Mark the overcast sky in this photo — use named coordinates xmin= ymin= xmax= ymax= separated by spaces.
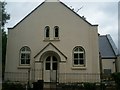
xmin=5 ymin=0 xmax=119 ymax=48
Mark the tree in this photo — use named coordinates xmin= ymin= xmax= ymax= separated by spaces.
xmin=111 ymin=73 xmax=120 ymax=90
xmin=1 ymin=2 xmax=10 ymax=27
xmin=0 ymin=1 xmax=10 ymax=80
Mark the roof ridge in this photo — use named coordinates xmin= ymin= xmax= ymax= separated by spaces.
xmin=106 ymin=34 xmax=118 ymax=56
xmin=8 ymin=0 xmax=98 ymax=29
xmin=8 ymin=1 xmax=45 ymax=29
xmin=59 ymin=1 xmax=98 ymax=26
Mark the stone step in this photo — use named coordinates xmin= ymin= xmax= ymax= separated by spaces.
xmin=44 ymin=83 xmax=57 ymax=88
xmin=44 ymin=88 xmax=56 ymax=90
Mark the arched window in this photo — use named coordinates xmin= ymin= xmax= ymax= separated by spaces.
xmin=73 ymin=46 xmax=85 ymax=66
xmin=20 ymin=46 xmax=31 ymax=65
xmin=54 ymin=26 xmax=59 ymax=38
xmin=45 ymin=26 xmax=50 ymax=38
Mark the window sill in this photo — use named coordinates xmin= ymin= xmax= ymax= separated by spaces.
xmin=43 ymin=39 xmax=60 ymax=41
xmin=44 ymin=38 xmax=50 ymax=40
xmin=54 ymin=37 xmax=59 ymax=40
xmin=18 ymin=66 xmax=31 ymax=69
xmin=71 ymin=67 xmax=86 ymax=70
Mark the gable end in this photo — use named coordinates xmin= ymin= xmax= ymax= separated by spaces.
xmin=8 ymin=0 xmax=98 ymax=30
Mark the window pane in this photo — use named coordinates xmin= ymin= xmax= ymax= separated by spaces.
xmin=74 ymin=54 xmax=78 ymax=58
xmin=79 ymin=53 xmax=83 ymax=58
xmin=54 ymin=26 xmax=59 ymax=37
xmin=104 ymin=69 xmax=111 ymax=75
xmin=21 ymin=53 xmax=25 ymax=58
xmin=73 ymin=47 xmax=85 ymax=66
xmin=20 ymin=47 xmax=31 ymax=65
xmin=74 ymin=60 xmax=78 ymax=65
xmin=53 ymin=63 xmax=57 ymax=70
xmin=53 ymin=56 xmax=57 ymax=61
xmin=21 ymin=47 xmax=25 ymax=51
xmin=45 ymin=26 xmax=50 ymax=38
xmin=79 ymin=59 xmax=84 ymax=64
xmin=55 ymin=29 xmax=58 ymax=37
xmin=26 ymin=54 xmax=30 ymax=59
xmin=21 ymin=59 xmax=25 ymax=64
xmin=46 ymin=63 xmax=50 ymax=70
xmin=46 ymin=56 xmax=50 ymax=61
xmin=26 ymin=47 xmax=30 ymax=51
xmin=26 ymin=59 xmax=30 ymax=64
xmin=46 ymin=29 xmax=49 ymax=37
xmin=79 ymin=48 xmax=83 ymax=51
xmin=74 ymin=48 xmax=79 ymax=52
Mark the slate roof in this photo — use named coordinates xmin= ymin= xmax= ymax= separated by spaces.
xmin=99 ymin=34 xmax=118 ymax=59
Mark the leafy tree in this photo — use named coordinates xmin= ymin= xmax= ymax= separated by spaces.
xmin=0 ymin=1 xmax=10 ymax=80
xmin=111 ymin=72 xmax=120 ymax=90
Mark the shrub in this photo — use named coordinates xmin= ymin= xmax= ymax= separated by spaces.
xmin=111 ymin=72 xmax=120 ymax=85
xmin=111 ymin=72 xmax=120 ymax=89
xmin=2 ymin=81 xmax=26 ymax=90
xmin=84 ymin=83 xmax=96 ymax=90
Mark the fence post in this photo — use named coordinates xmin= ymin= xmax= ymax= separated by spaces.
xmin=27 ymin=68 xmax=30 ymax=90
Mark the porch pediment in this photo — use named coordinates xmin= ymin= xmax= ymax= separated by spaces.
xmin=34 ymin=43 xmax=67 ymax=62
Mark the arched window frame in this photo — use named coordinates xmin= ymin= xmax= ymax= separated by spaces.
xmin=45 ymin=26 xmax=50 ymax=39
xmin=73 ymin=46 xmax=85 ymax=67
xmin=20 ymin=46 xmax=31 ymax=65
xmin=54 ymin=26 xmax=59 ymax=39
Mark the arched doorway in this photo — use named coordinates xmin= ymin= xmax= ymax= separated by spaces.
xmin=44 ymin=56 xmax=58 ymax=82
xmin=41 ymin=51 xmax=60 ymax=83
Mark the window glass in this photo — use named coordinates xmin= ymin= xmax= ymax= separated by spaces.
xmin=73 ymin=47 xmax=85 ymax=66
xmin=74 ymin=47 xmax=79 ymax=52
xmin=79 ymin=53 xmax=83 ymax=58
xmin=46 ymin=29 xmax=49 ymax=37
xmin=74 ymin=54 xmax=78 ymax=58
xmin=26 ymin=59 xmax=30 ymax=64
xmin=21 ymin=59 xmax=25 ymax=64
xmin=21 ymin=53 xmax=25 ymax=58
xmin=54 ymin=26 xmax=59 ymax=38
xmin=46 ymin=56 xmax=50 ymax=61
xmin=53 ymin=56 xmax=57 ymax=61
xmin=21 ymin=47 xmax=25 ymax=51
xmin=104 ymin=69 xmax=111 ymax=75
xmin=74 ymin=60 xmax=78 ymax=65
xmin=20 ymin=46 xmax=31 ymax=65
xmin=45 ymin=26 xmax=50 ymax=38
xmin=53 ymin=63 xmax=57 ymax=70
xmin=46 ymin=63 xmax=50 ymax=70
xmin=79 ymin=59 xmax=84 ymax=64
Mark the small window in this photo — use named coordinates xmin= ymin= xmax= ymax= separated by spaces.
xmin=46 ymin=63 xmax=50 ymax=70
xmin=54 ymin=26 xmax=59 ymax=39
xmin=104 ymin=69 xmax=111 ymax=75
xmin=52 ymin=56 xmax=57 ymax=70
xmin=73 ymin=46 xmax=85 ymax=66
xmin=45 ymin=26 xmax=50 ymax=38
xmin=20 ymin=46 xmax=31 ymax=65
xmin=45 ymin=56 xmax=51 ymax=70
xmin=53 ymin=63 xmax=57 ymax=70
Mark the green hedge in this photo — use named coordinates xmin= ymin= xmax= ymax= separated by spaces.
xmin=58 ymin=82 xmax=106 ymax=90
xmin=111 ymin=72 xmax=120 ymax=90
xmin=2 ymin=82 xmax=26 ymax=90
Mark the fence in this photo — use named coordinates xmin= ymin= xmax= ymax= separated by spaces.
xmin=4 ymin=72 xmax=28 ymax=83
xmin=3 ymin=71 xmax=117 ymax=90
xmin=4 ymin=70 xmax=101 ymax=84
xmin=59 ymin=73 xmax=100 ymax=83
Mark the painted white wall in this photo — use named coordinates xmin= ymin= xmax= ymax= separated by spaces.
xmin=5 ymin=1 xmax=100 ymax=82
xmin=102 ymin=59 xmax=116 ymax=73
xmin=117 ymin=56 xmax=120 ymax=72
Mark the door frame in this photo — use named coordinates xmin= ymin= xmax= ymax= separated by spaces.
xmin=43 ymin=54 xmax=59 ymax=83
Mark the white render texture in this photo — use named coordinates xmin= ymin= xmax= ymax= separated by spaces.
xmin=5 ymin=1 xmax=100 ymax=83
